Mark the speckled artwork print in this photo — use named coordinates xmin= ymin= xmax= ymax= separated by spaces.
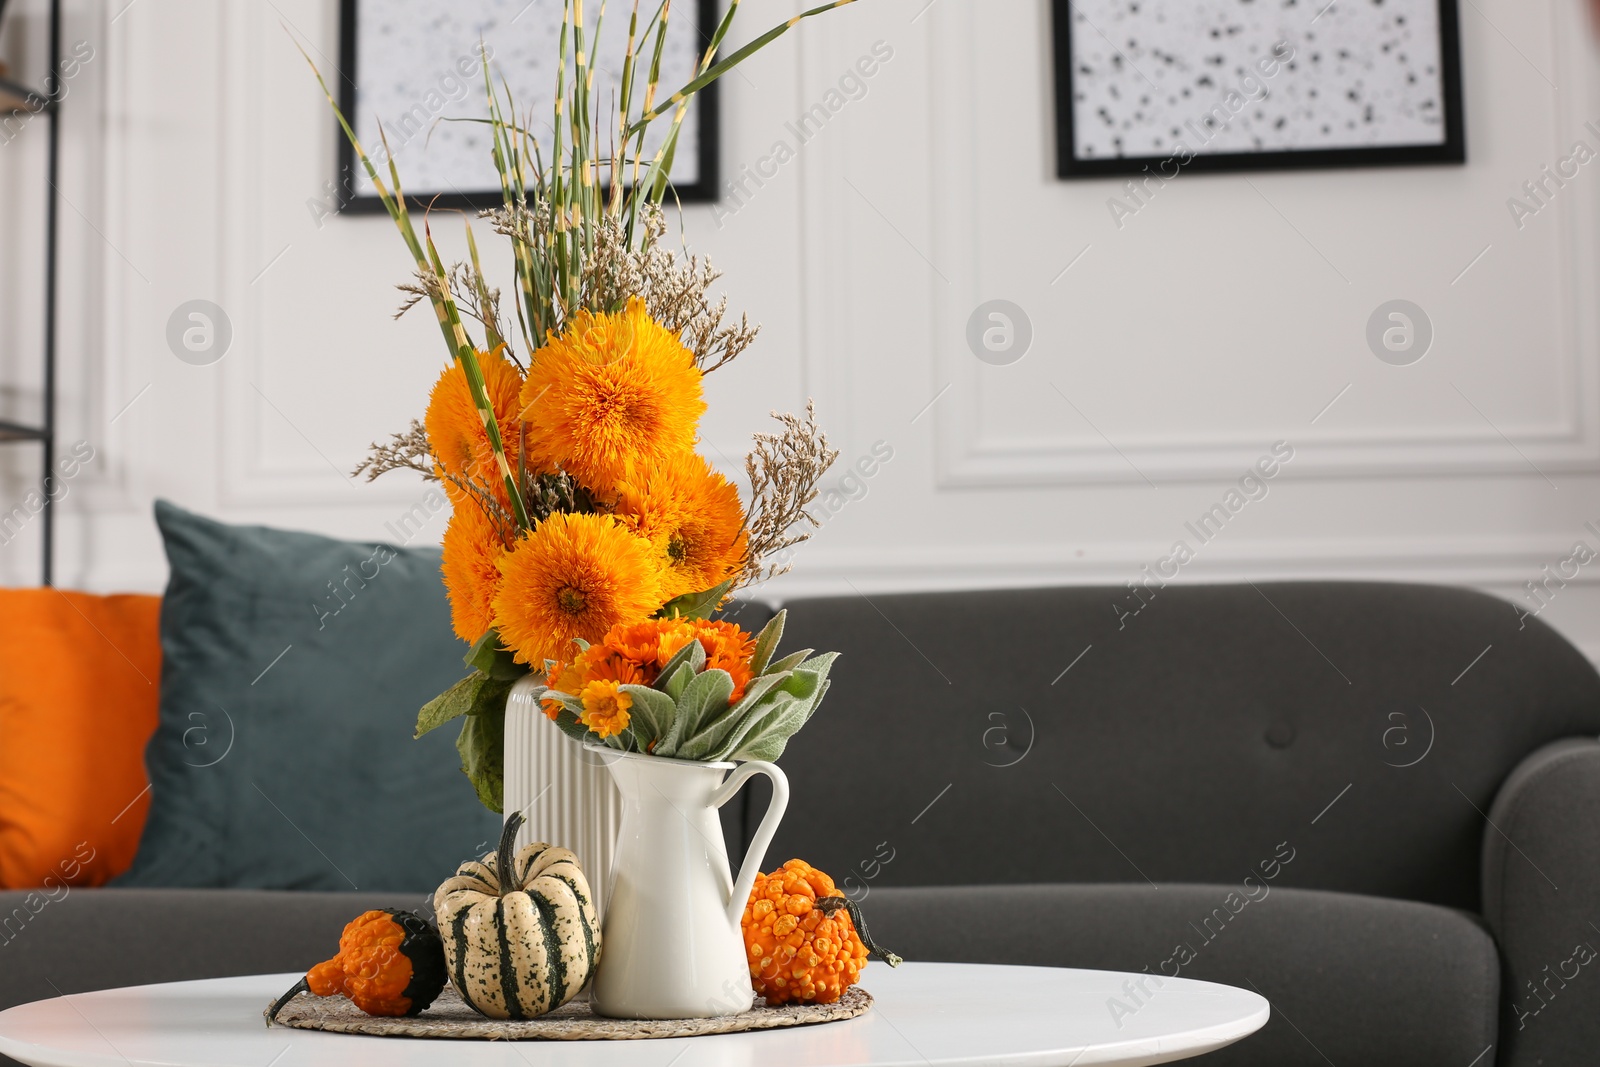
xmin=349 ymin=0 xmax=704 ymax=197
xmin=1068 ymin=0 xmax=1448 ymax=159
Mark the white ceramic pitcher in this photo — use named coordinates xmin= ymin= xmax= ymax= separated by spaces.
xmin=587 ymin=746 xmax=789 ymax=1019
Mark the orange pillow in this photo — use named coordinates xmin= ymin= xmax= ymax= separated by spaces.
xmin=0 ymin=589 xmax=162 ymax=888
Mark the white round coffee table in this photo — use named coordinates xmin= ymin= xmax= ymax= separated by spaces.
xmin=0 ymin=962 xmax=1267 ymax=1067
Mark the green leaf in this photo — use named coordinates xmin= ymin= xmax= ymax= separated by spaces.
xmin=712 ymin=692 xmax=797 ymax=762
xmin=762 ymin=648 xmax=814 ymax=677
xmin=416 ymin=671 xmax=512 ymax=739
xmin=456 ymin=710 xmax=505 ymax=813
xmin=656 ymin=634 xmax=707 ymax=687
xmin=749 ymin=609 xmax=786 ymax=676
xmin=731 ymin=699 xmax=812 ymax=762
xmin=544 ymin=690 xmax=585 ymax=717
xmin=767 ymin=653 xmax=838 ymax=704
xmin=621 ymin=684 xmax=678 ymax=751
xmin=627 ymin=0 xmax=864 ymax=135
xmin=464 ymin=629 xmax=527 ymax=682
xmin=793 ymin=677 xmax=831 ymax=732
xmin=663 ymin=660 xmax=696 ymax=702
xmin=661 ymin=668 xmax=734 ymax=756
xmin=775 ymin=665 xmax=826 ymax=704
xmin=657 ymin=578 xmax=735 ymax=621
xmin=678 ymin=671 xmax=791 ymax=760
xmin=726 ymin=670 xmax=796 ymax=724
xmin=551 ymin=706 xmax=592 ymax=744
xmin=731 ymin=677 xmax=831 ymax=763
xmin=679 ymin=668 xmax=737 ymax=738
xmin=795 ymin=651 xmax=840 ymax=683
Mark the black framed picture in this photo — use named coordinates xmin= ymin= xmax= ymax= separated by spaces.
xmin=337 ymin=0 xmax=719 ymax=213
xmin=1050 ymin=0 xmax=1465 ymax=178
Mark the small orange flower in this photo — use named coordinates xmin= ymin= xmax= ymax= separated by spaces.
xmin=492 ymin=513 xmax=663 ymax=665
xmin=606 ymin=619 xmax=681 ymax=666
xmin=541 ymin=617 xmax=759 ymax=717
xmin=543 ymin=648 xmax=647 ymax=718
xmin=695 ymin=619 xmax=758 ymax=703
xmin=579 ymin=679 xmax=632 ymax=738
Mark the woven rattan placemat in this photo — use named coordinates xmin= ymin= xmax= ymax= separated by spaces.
xmin=267 ymin=985 xmax=872 ymax=1040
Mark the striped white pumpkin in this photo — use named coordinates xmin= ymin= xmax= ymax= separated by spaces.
xmin=433 ymin=812 xmax=601 ymax=1019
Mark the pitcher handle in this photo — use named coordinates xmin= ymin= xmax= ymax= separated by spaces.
xmin=711 ymin=760 xmax=790 ymax=931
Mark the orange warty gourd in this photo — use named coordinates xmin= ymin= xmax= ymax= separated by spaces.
xmin=740 ymin=859 xmax=902 ymax=1006
xmin=266 ymin=909 xmax=447 ymax=1022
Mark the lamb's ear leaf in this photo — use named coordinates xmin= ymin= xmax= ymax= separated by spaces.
xmin=656 ymin=662 xmax=687 ymax=702
xmin=796 ymin=650 xmax=839 ymax=676
xmin=656 ymin=636 xmax=707 ymax=688
xmin=662 ymin=669 xmax=736 ymax=755
xmin=679 ymin=671 xmax=787 ymax=760
xmin=658 ymin=578 xmax=736 ymax=621
xmin=710 ymin=691 xmax=797 ymax=762
xmin=551 ymin=706 xmax=592 ymax=744
xmin=621 ymin=685 xmax=678 ymax=751
xmin=732 ymin=677 xmax=832 ymax=762
xmin=784 ymin=652 xmax=839 ymax=696
xmin=730 ymin=703 xmax=809 ymax=763
xmin=773 ymin=664 xmax=826 ymax=704
xmin=763 ymin=648 xmax=813 ymax=676
xmin=748 ymin=609 xmax=787 ymax=676
xmin=720 ymin=695 xmax=801 ymax=763
xmin=543 ymin=690 xmax=585 ymax=714
xmin=456 ymin=711 xmax=505 ymax=813
xmin=737 ymin=670 xmax=793 ymax=709
xmin=802 ymin=678 xmax=830 ymax=725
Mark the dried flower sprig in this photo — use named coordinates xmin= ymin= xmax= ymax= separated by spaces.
xmin=738 ymin=401 xmax=839 ymax=587
xmin=581 ymin=205 xmax=760 ymax=372
xmin=352 ymin=420 xmax=437 ymax=483
xmin=445 ymin=473 xmax=520 ymax=550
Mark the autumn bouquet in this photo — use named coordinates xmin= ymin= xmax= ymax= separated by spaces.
xmin=304 ymin=1 xmax=854 ymax=811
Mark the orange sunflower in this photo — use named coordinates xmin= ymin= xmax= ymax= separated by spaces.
xmin=493 ymin=512 xmax=663 ymax=665
xmin=519 ymin=298 xmax=705 ymax=495
xmin=425 ymin=346 xmax=526 ymax=490
xmin=614 ymin=452 xmax=748 ymax=603
xmin=440 ymin=501 xmax=513 ymax=643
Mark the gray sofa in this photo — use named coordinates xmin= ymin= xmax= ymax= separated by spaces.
xmin=4 ymin=582 xmax=1597 ymax=1066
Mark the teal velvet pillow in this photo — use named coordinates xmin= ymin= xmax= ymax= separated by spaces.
xmin=117 ymin=501 xmax=498 ymax=892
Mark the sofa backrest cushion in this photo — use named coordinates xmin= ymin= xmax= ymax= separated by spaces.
xmin=763 ymin=582 xmax=1600 ymax=911
xmin=115 ymin=501 xmax=498 ymax=892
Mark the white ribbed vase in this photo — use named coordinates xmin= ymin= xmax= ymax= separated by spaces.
xmin=502 ymin=674 xmax=622 ymax=917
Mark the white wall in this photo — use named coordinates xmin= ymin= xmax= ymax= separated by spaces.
xmin=5 ymin=0 xmax=1600 ymax=660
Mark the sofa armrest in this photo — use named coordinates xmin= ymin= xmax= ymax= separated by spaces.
xmin=1482 ymin=738 xmax=1600 ymax=1067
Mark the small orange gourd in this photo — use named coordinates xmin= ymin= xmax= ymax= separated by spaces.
xmin=740 ymin=859 xmax=901 ymax=1006
xmin=266 ymin=909 xmax=447 ymax=1023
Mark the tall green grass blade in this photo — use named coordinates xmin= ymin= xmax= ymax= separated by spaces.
xmin=628 ymin=0 xmax=861 ymax=136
